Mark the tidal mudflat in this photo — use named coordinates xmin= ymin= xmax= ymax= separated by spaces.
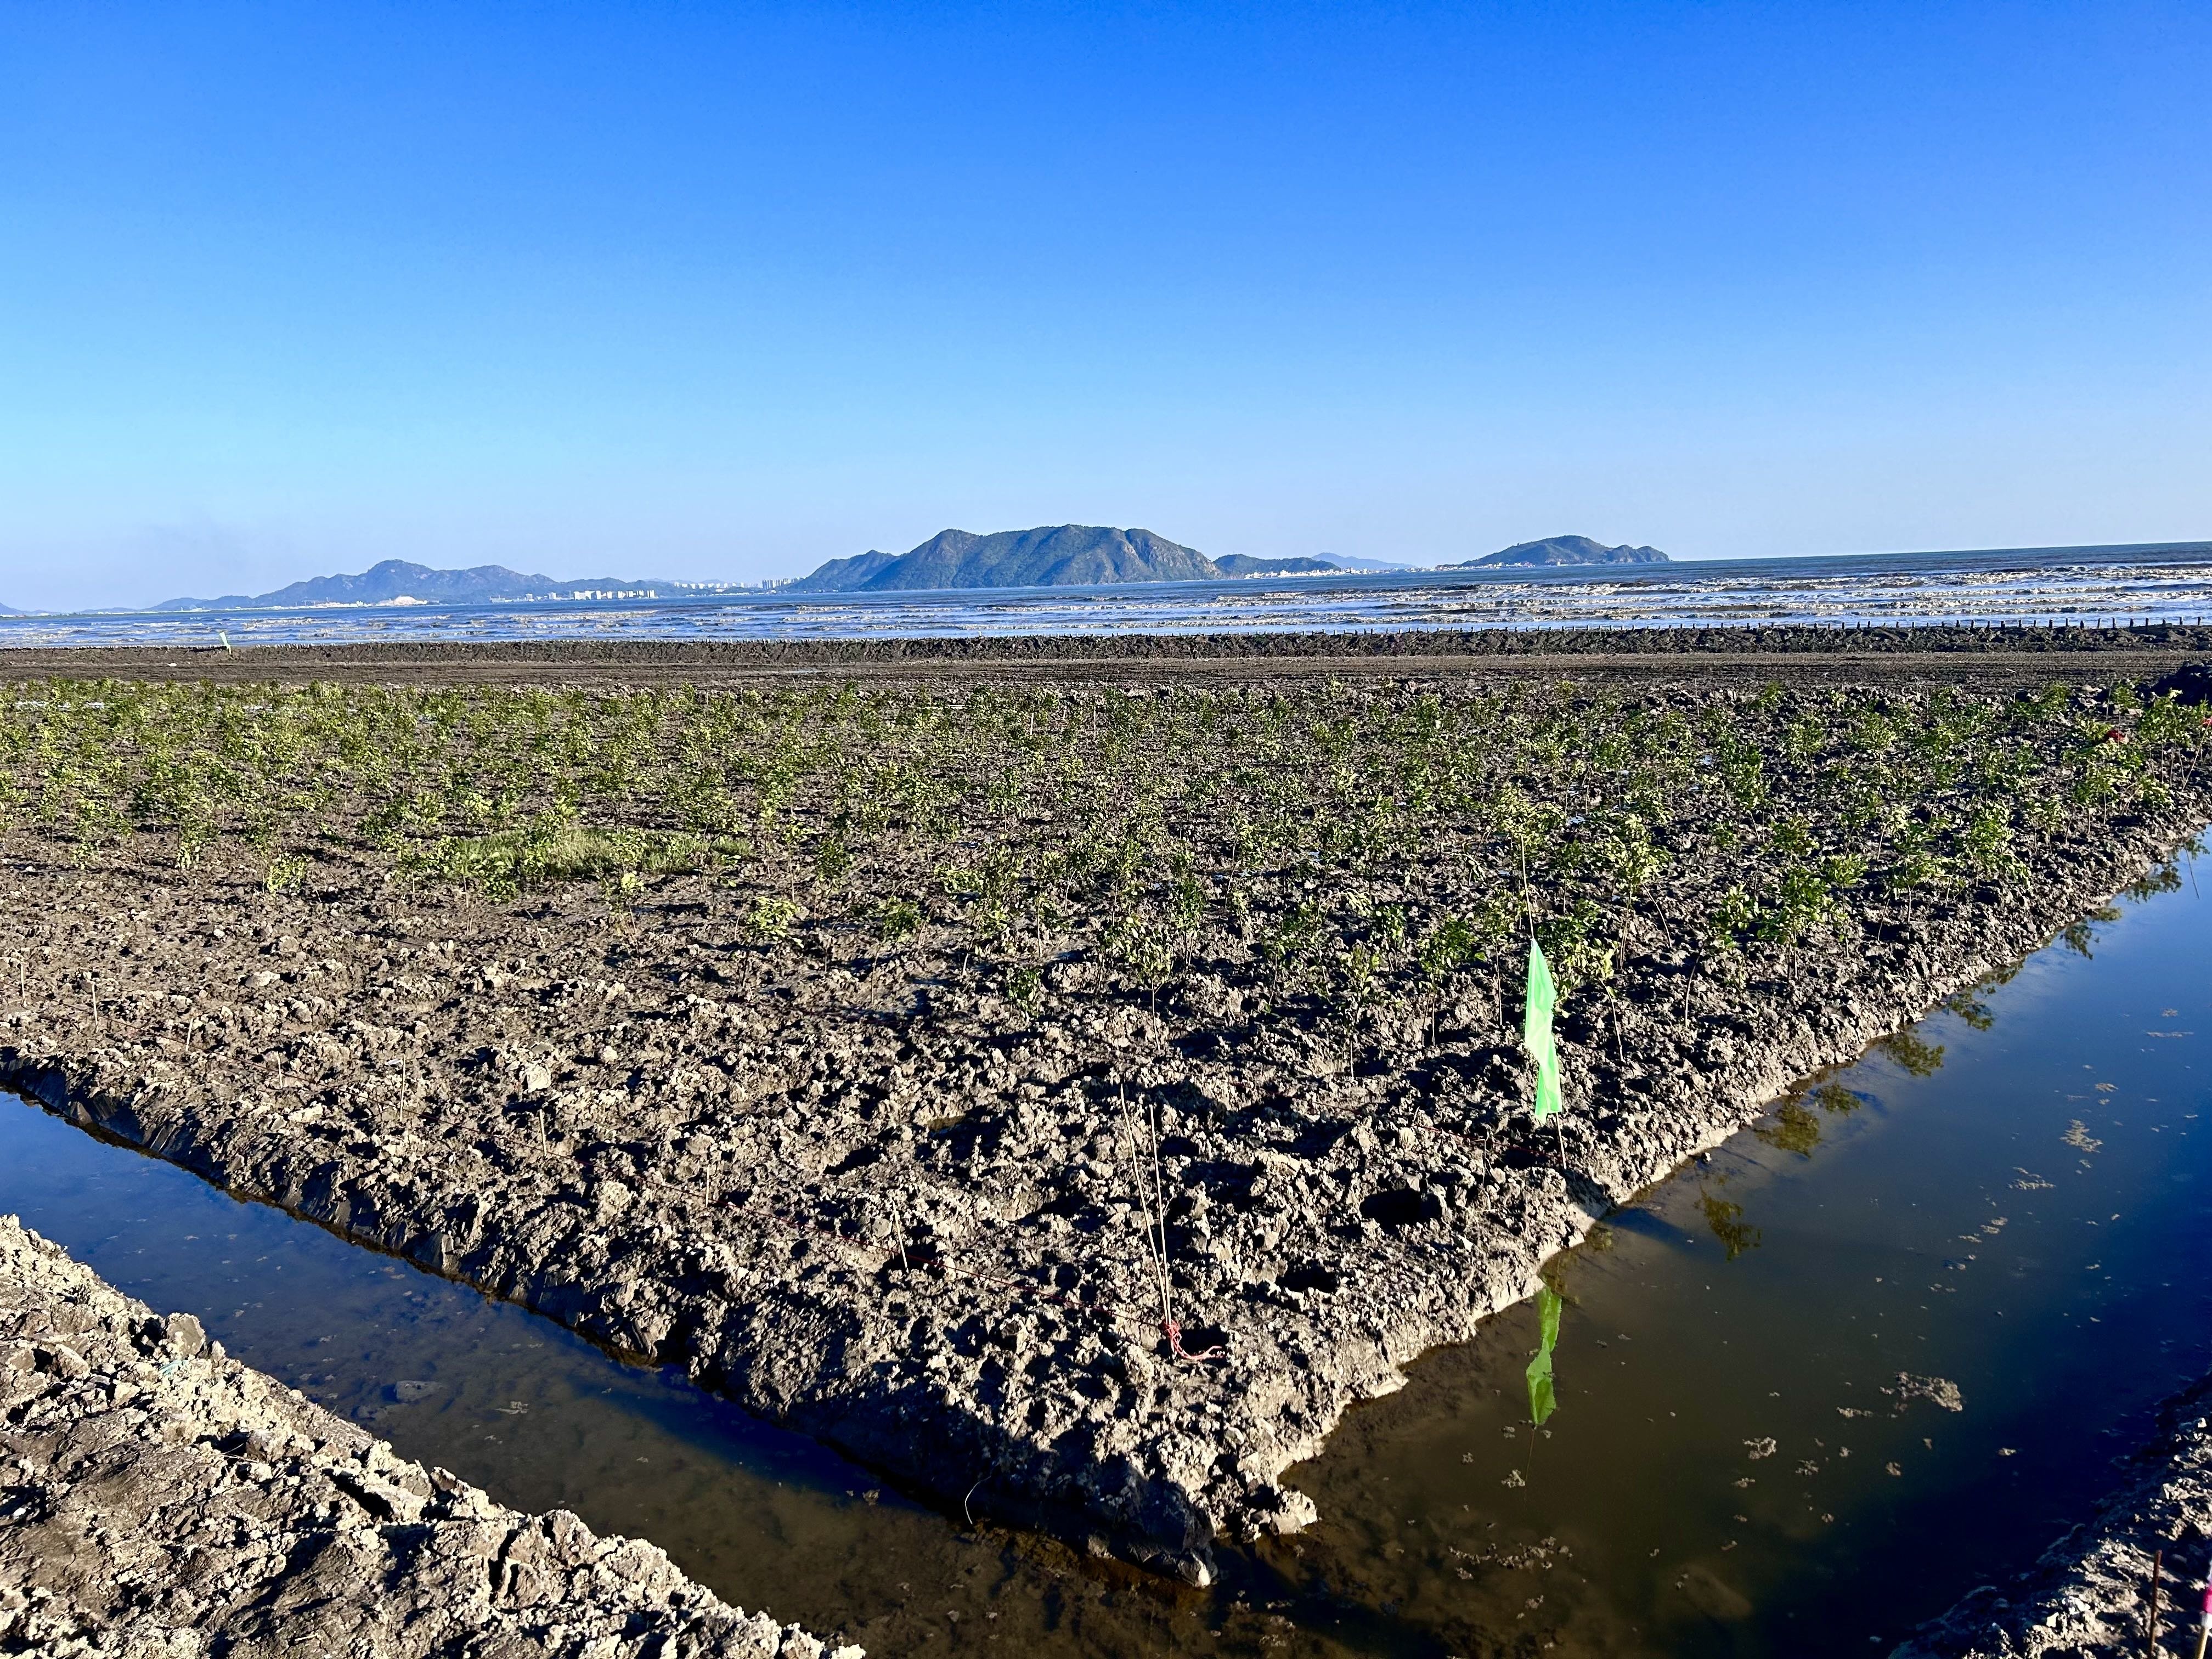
xmin=6 ymin=850 xmax=2208 ymax=1656
xmin=1 ymin=636 xmax=2208 ymax=1607
xmin=5 ymin=543 xmax=2209 ymax=653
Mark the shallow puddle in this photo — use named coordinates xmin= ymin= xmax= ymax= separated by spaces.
xmin=4 ymin=854 xmax=2208 ymax=1656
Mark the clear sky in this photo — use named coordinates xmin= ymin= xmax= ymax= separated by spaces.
xmin=3 ymin=1 xmax=2207 ymax=610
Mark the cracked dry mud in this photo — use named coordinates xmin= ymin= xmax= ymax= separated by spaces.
xmin=0 ymin=1214 xmax=854 ymax=1657
xmin=3 ymin=661 xmax=2210 ymax=1590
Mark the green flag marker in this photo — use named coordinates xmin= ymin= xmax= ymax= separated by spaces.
xmin=1523 ymin=938 xmax=1562 ymax=1122
xmin=1525 ymin=1284 xmax=1563 ymax=1426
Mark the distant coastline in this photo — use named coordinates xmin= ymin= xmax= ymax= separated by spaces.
xmin=10 ymin=537 xmax=2207 ymax=621
xmin=151 ymin=558 xmax=786 ymax=614
xmin=3 ymin=541 xmax=2207 ymax=653
xmin=1453 ymin=535 xmax=1669 ymax=569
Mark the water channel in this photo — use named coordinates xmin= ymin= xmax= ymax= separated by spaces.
xmin=5 ymin=854 xmax=2208 ymax=1656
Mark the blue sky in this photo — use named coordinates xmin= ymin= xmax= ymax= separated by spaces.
xmin=2 ymin=1 xmax=2207 ymax=609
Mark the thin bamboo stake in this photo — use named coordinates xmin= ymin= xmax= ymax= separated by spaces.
xmin=1114 ymin=1084 xmax=1165 ymax=1327
xmin=1144 ymin=1093 xmax=1174 ymax=1331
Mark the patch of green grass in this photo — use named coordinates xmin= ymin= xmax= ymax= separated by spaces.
xmin=410 ymin=823 xmax=740 ymax=894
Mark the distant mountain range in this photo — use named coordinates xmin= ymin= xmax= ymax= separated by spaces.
xmin=789 ymin=524 xmax=1391 ymax=592
xmin=1456 ymin=535 xmax=1669 ymax=568
xmin=153 ymin=559 xmax=714 ymax=611
xmin=126 ymin=532 xmax=1661 ymax=616
xmin=134 ymin=538 xmax=1384 ymax=614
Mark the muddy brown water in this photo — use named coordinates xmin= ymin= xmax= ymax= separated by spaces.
xmin=5 ymin=857 xmax=2209 ymax=1656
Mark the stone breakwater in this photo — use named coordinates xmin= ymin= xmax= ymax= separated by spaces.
xmin=4 ymin=621 xmax=2212 ymax=684
xmin=5 ymin=792 xmax=2209 ymax=1589
xmin=1899 ymin=1372 xmax=2212 ymax=1658
xmin=0 ymin=1215 xmax=857 ymax=1658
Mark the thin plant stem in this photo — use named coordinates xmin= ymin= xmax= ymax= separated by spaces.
xmin=1146 ymin=1093 xmax=1174 ymax=1329
xmin=1116 ymin=1081 xmax=1176 ymax=1336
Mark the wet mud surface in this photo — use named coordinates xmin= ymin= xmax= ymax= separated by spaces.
xmin=3 ymin=653 xmax=2210 ymax=1590
xmin=8 ymin=856 xmax=2209 ymax=1659
xmin=0 ymin=1214 xmax=853 ymax=1657
xmin=5 ymin=622 xmax=2212 ymax=693
xmin=0 ymin=1090 xmax=1304 ymax=1659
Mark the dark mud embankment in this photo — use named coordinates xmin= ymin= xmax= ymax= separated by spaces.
xmin=5 ymin=656 xmax=2209 ymax=1589
xmin=0 ymin=1214 xmax=855 ymax=1657
xmin=5 ymin=620 xmax=2212 ymax=690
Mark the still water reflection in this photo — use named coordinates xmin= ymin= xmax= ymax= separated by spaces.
xmin=4 ymin=855 xmax=2208 ymax=1656
xmin=1276 ymin=855 xmax=2211 ymax=1655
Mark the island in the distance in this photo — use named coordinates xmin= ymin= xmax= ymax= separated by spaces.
xmin=152 ymin=559 xmax=733 ymax=611
xmin=796 ymin=524 xmax=1323 ymax=592
xmin=792 ymin=526 xmax=1666 ymax=590
xmin=134 ymin=530 xmax=1660 ymax=616
xmin=792 ymin=526 xmax=1414 ymax=592
xmin=1214 ymin=554 xmax=1342 ymax=577
xmin=1455 ymin=535 xmax=1670 ymax=568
